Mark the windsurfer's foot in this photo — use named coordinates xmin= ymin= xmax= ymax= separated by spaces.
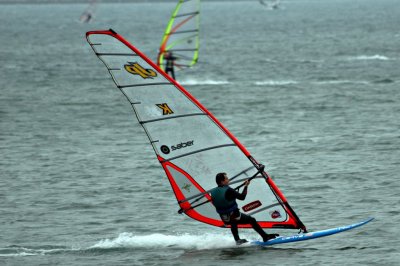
xmin=263 ymin=233 xmax=279 ymax=242
xmin=235 ymin=239 xmax=248 ymax=245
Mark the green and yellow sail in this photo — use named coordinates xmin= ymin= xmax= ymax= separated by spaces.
xmin=157 ymin=0 xmax=200 ymax=71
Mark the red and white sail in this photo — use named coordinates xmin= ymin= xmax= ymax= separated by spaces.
xmin=86 ymin=29 xmax=306 ymax=231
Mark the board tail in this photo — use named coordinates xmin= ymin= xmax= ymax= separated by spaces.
xmin=252 ymin=217 xmax=373 ymax=246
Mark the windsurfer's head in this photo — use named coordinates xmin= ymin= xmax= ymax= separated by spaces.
xmin=216 ymin=172 xmax=229 ymax=186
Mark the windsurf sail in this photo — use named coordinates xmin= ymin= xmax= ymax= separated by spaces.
xmin=86 ymin=29 xmax=306 ymax=231
xmin=157 ymin=0 xmax=200 ymax=72
xmin=259 ymin=0 xmax=280 ymax=10
xmin=80 ymin=0 xmax=97 ymax=23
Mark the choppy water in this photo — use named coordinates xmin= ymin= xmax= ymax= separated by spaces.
xmin=1 ymin=0 xmax=399 ymax=265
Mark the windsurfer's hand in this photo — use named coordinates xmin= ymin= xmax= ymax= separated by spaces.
xmin=244 ymin=180 xmax=250 ymax=187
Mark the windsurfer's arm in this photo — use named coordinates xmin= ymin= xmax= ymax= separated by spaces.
xmin=226 ymin=186 xmax=248 ymax=201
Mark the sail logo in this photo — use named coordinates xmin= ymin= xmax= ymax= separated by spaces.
xmin=181 ymin=183 xmax=192 ymax=193
xmin=242 ymin=200 xmax=262 ymax=212
xmin=160 ymin=145 xmax=171 ymax=154
xmin=160 ymin=140 xmax=194 ymax=155
xmin=156 ymin=103 xmax=174 ymax=115
xmin=270 ymin=210 xmax=282 ymax=219
xmin=124 ymin=62 xmax=157 ymax=79
xmin=171 ymin=140 xmax=194 ymax=151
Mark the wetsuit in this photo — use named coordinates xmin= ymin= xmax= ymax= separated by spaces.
xmin=210 ymin=185 xmax=270 ymax=242
xmin=165 ymin=54 xmax=177 ymax=80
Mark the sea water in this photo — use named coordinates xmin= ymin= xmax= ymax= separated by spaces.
xmin=1 ymin=0 xmax=399 ymax=265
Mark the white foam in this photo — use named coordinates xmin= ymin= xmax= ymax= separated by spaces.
xmin=179 ymin=79 xmax=230 ymax=86
xmin=0 ymin=247 xmax=69 ymax=257
xmin=91 ymin=232 xmax=239 ymax=250
xmin=347 ymin=55 xmax=390 ymax=61
xmin=313 ymin=80 xmax=369 ymax=85
xmin=0 ymin=251 xmax=37 ymax=257
xmin=254 ymin=80 xmax=298 ymax=86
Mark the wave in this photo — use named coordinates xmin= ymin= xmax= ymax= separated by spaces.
xmin=254 ymin=80 xmax=298 ymax=86
xmin=346 ymin=55 xmax=390 ymax=61
xmin=253 ymin=78 xmax=394 ymax=86
xmin=1 ymin=232 xmax=262 ymax=258
xmin=313 ymin=80 xmax=369 ymax=85
xmin=90 ymin=232 xmax=238 ymax=250
xmin=179 ymin=79 xmax=230 ymax=86
xmin=0 ymin=233 xmax=245 ymax=257
xmin=0 ymin=246 xmax=72 ymax=257
xmin=372 ymin=78 xmax=395 ymax=84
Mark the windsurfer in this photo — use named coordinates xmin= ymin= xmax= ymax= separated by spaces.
xmin=210 ymin=171 xmax=279 ymax=245
xmin=164 ymin=51 xmax=177 ymax=80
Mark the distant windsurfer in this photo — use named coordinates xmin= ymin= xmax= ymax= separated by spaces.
xmin=164 ymin=51 xmax=177 ymax=80
xmin=84 ymin=13 xmax=92 ymax=23
xmin=210 ymin=170 xmax=279 ymax=245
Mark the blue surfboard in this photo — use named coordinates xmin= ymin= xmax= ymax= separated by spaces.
xmin=251 ymin=217 xmax=374 ymax=246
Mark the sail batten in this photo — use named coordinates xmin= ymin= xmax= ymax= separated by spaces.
xmin=97 ymin=53 xmax=138 ymax=56
xmin=86 ymin=29 xmax=307 ymax=231
xmin=160 ymin=144 xmax=238 ymax=163
xmin=180 ymin=176 xmax=264 ymax=205
xmin=141 ymin=113 xmax=207 ymax=124
xmin=174 ymin=11 xmax=199 ymax=18
xmin=118 ymin=82 xmax=171 ymax=89
xmin=168 ymin=29 xmax=199 ymax=34
xmin=169 ymin=48 xmax=198 ymax=51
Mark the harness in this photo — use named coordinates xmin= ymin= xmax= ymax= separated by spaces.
xmin=210 ymin=186 xmax=238 ymax=215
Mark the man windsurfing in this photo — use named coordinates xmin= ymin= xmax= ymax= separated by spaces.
xmin=164 ymin=51 xmax=177 ymax=80
xmin=210 ymin=169 xmax=279 ymax=245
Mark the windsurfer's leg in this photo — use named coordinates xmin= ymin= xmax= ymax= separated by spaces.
xmin=220 ymin=213 xmax=240 ymax=241
xmin=229 ymin=221 xmax=240 ymax=241
xmin=238 ymin=213 xmax=268 ymax=239
xmin=165 ymin=67 xmax=175 ymax=80
xmin=166 ymin=67 xmax=175 ymax=79
xmin=237 ymin=213 xmax=278 ymax=241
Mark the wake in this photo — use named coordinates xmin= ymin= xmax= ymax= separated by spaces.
xmin=0 ymin=233 xmax=242 ymax=257
xmin=179 ymin=78 xmax=230 ymax=86
xmin=90 ymin=232 xmax=239 ymax=250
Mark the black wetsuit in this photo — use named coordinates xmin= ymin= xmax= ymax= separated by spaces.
xmin=165 ymin=55 xmax=177 ymax=80
xmin=211 ymin=185 xmax=269 ymax=242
